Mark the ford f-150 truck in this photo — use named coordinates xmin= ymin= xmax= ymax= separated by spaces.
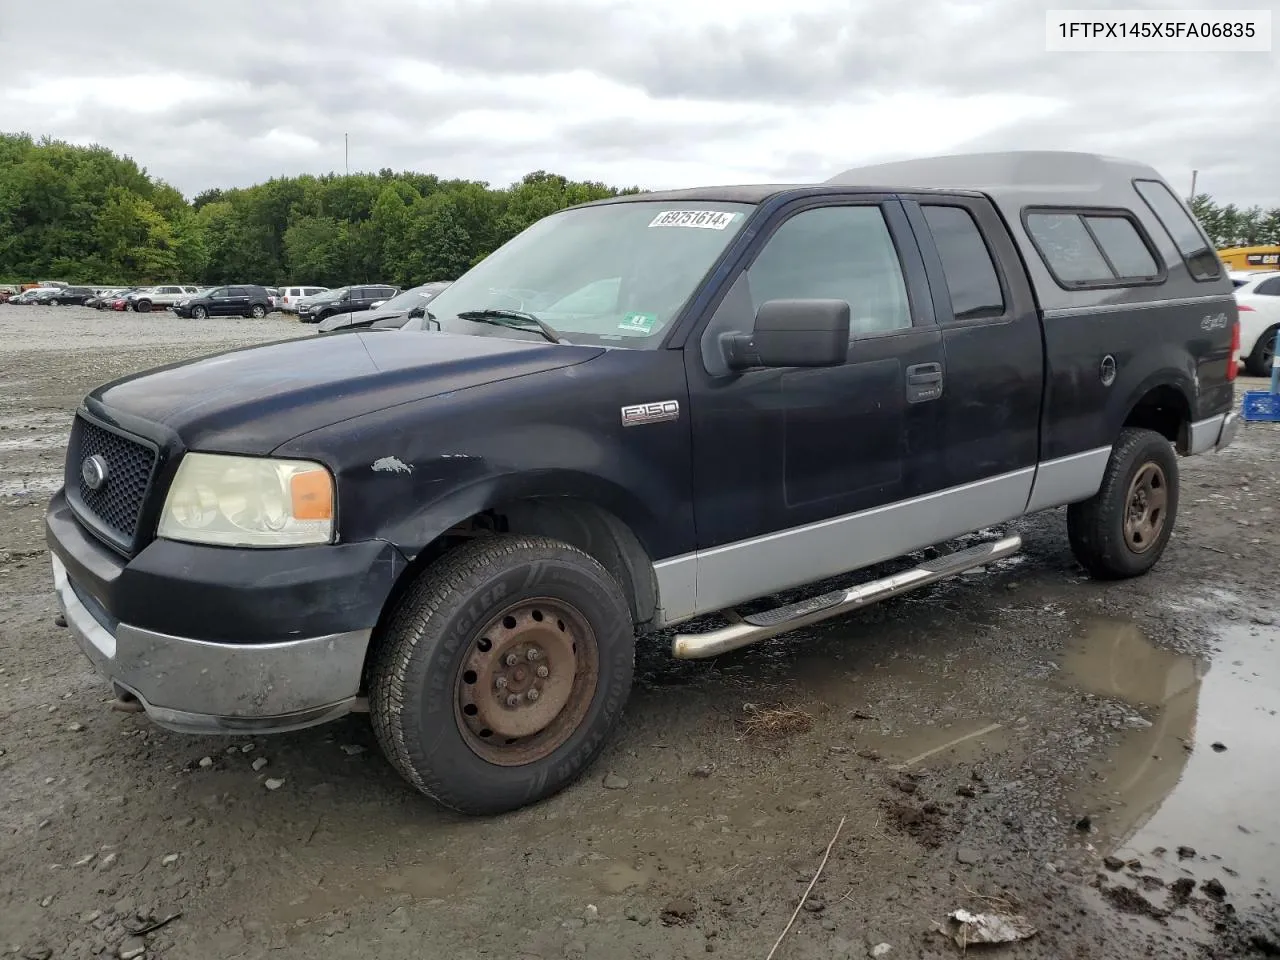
xmin=44 ymin=151 xmax=1240 ymax=815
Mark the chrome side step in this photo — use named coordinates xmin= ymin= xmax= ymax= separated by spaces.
xmin=671 ymin=535 xmax=1022 ymax=660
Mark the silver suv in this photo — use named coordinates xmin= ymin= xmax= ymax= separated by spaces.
xmin=128 ymin=286 xmax=201 ymax=312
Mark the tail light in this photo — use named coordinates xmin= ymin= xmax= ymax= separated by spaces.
xmin=1228 ymin=314 xmax=1242 ymax=381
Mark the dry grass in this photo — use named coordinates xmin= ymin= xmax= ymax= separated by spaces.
xmin=737 ymin=702 xmax=815 ymax=740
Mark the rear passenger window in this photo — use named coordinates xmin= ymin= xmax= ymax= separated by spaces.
xmin=921 ymin=205 xmax=1004 ymax=318
xmin=747 ymin=205 xmax=912 ymax=338
xmin=1132 ymin=179 xmax=1220 ymax=281
xmin=1024 ymin=209 xmax=1162 ymax=287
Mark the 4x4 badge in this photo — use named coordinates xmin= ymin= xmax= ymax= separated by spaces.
xmin=621 ymin=400 xmax=680 ymax=427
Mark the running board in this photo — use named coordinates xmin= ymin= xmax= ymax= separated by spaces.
xmin=670 ymin=535 xmax=1022 ymax=660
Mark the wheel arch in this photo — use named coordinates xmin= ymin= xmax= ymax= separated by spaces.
xmin=363 ymin=488 xmax=662 ymax=686
xmin=1119 ymin=380 xmax=1194 ymax=454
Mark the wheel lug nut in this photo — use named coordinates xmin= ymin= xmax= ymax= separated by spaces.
xmin=506 ymin=694 xmax=520 ymax=707
xmin=504 ymin=653 xmax=519 ymax=667
xmin=527 ymin=648 xmax=541 ymax=661
xmin=526 ymin=688 xmax=540 ymax=702
xmin=536 ymin=665 xmax=549 ymax=678
xmin=495 ymin=676 xmax=508 ymax=690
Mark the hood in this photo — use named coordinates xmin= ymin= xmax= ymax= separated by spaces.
xmin=89 ymin=330 xmax=604 ymax=455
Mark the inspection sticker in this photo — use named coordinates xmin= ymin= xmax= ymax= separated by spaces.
xmin=648 ymin=210 xmax=738 ymax=230
xmin=618 ymin=312 xmax=657 ymax=334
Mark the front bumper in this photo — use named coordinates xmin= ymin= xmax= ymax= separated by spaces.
xmin=46 ymin=491 xmax=407 ymax=734
xmin=52 ymin=554 xmax=370 ymax=734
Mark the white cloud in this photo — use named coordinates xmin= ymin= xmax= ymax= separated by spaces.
xmin=0 ymin=0 xmax=1276 ymax=206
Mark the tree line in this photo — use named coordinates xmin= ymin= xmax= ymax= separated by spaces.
xmin=2 ymin=132 xmax=1277 ymax=288
xmin=1189 ymin=194 xmax=1280 ymax=250
xmin=0 ymin=133 xmax=640 ymax=288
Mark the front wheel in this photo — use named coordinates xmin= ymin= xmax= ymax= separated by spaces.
xmin=1067 ymin=427 xmax=1180 ymax=580
xmin=191 ymin=305 xmax=207 ymax=320
xmin=369 ymin=535 xmax=635 ymax=815
xmin=135 ymin=300 xmax=151 ymax=313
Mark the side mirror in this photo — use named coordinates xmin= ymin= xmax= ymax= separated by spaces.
xmin=407 ymin=304 xmax=426 ymax=319
xmin=723 ymin=299 xmax=850 ymax=371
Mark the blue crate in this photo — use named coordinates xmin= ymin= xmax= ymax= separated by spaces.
xmin=1242 ymin=390 xmax=1280 ymax=422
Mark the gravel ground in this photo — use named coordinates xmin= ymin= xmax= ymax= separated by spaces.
xmin=2 ymin=305 xmax=1279 ymax=960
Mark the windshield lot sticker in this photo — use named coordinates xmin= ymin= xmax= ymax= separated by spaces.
xmin=648 ymin=210 xmax=738 ymax=230
xmin=618 ymin=312 xmax=657 ymax=334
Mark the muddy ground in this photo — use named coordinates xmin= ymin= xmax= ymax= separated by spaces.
xmin=2 ymin=305 xmax=1279 ymax=960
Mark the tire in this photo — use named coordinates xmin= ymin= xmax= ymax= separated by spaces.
xmin=1067 ymin=427 xmax=1180 ymax=580
xmin=369 ymin=534 xmax=635 ymax=815
xmin=191 ymin=305 xmax=207 ymax=320
xmin=136 ymin=300 xmax=151 ymax=313
xmin=1245 ymin=325 xmax=1278 ymax=378
xmin=250 ymin=304 xmax=266 ymax=319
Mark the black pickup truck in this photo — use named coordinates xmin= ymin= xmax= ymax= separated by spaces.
xmin=44 ymin=151 xmax=1239 ymax=815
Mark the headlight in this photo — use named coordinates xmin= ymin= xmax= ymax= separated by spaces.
xmin=158 ymin=453 xmax=334 ymax=547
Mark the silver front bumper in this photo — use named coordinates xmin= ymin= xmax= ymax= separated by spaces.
xmin=52 ymin=555 xmax=371 ymax=735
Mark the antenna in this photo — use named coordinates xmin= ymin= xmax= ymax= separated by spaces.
xmin=1189 ymin=169 xmax=1197 ymax=201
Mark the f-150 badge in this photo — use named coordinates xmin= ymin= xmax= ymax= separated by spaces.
xmin=621 ymin=400 xmax=680 ymax=426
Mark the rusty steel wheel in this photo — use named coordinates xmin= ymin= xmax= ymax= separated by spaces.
xmin=368 ymin=534 xmax=634 ymax=815
xmin=1122 ymin=462 xmax=1167 ymax=554
xmin=455 ymin=598 xmax=599 ymax=765
xmin=1067 ymin=427 xmax=1180 ymax=581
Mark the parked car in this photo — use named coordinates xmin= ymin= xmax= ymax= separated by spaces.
xmin=317 ymin=281 xmax=453 ymax=333
xmin=10 ymin=287 xmax=62 ymax=304
xmin=265 ymin=287 xmax=281 ymax=311
xmin=279 ymin=285 xmax=330 ymax=312
xmin=86 ymin=289 xmax=125 ymax=308
xmin=0 ymin=285 xmax=19 ymax=303
xmin=173 ymin=284 xmax=274 ymax=319
xmin=47 ymin=286 xmax=98 ymax=306
xmin=96 ymin=289 xmax=139 ymax=311
xmin=44 ymin=151 xmax=1239 ymax=817
xmin=297 ymin=284 xmax=399 ymax=323
xmin=127 ymin=285 xmax=202 ymax=312
xmin=1233 ymin=269 xmax=1280 ymax=376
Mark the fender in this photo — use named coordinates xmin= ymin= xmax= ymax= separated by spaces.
xmin=379 ymin=468 xmax=667 ymax=564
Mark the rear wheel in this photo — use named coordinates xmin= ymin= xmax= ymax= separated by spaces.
xmin=369 ymin=535 xmax=634 ymax=815
xmin=1067 ymin=428 xmax=1179 ymax=580
xmin=1245 ymin=325 xmax=1278 ymax=378
xmin=250 ymin=304 xmax=267 ymax=319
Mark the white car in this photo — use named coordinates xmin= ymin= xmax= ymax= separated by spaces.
xmin=1233 ymin=270 xmax=1280 ymax=376
xmin=280 ymin=285 xmax=330 ymax=313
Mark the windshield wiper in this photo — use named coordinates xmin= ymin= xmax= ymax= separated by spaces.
xmin=456 ymin=309 xmax=565 ymax=345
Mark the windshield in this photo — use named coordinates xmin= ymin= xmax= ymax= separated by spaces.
xmin=315 ymin=287 xmax=349 ymax=301
xmin=414 ymin=200 xmax=753 ymax=346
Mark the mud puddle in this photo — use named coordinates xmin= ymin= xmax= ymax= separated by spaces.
xmin=1061 ymin=617 xmax=1280 ymax=920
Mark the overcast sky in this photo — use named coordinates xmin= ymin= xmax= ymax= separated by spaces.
xmin=2 ymin=0 xmax=1277 ymax=206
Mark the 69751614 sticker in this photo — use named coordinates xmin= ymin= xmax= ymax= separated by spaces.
xmin=648 ymin=210 xmax=739 ymax=230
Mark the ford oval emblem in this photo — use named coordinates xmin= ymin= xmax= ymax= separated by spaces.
xmin=81 ymin=454 xmax=109 ymax=491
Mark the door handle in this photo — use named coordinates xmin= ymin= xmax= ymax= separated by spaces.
xmin=905 ymin=362 xmax=944 ymax=403
xmin=906 ymin=362 xmax=943 ymax=385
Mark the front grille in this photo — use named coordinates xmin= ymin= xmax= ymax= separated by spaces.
xmin=66 ymin=415 xmax=158 ymax=550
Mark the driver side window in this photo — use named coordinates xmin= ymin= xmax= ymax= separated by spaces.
xmin=746 ymin=205 xmax=911 ymax=339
